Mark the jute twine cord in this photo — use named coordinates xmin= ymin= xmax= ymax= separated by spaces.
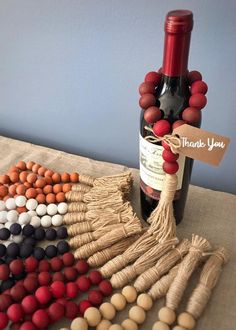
xmin=110 ymin=238 xmax=179 ymax=288
xmin=166 ymin=234 xmax=211 ymax=311
xmin=68 ymin=202 xmax=88 ymax=213
xmin=63 ymin=212 xmax=87 ymax=225
xmin=93 ymin=171 xmax=133 ymax=195
xmin=74 ymin=217 xmax=142 ymax=259
xmin=87 ymin=235 xmax=140 ymax=267
xmin=78 ymin=174 xmax=95 ymax=186
xmin=66 ymin=186 xmax=125 ymax=202
xmin=134 ymin=239 xmax=190 ymax=292
xmin=100 ymin=229 xmax=157 ymax=278
xmin=148 ymin=265 xmax=179 ymax=300
xmin=71 ymin=183 xmax=91 ymax=193
xmin=186 ymin=247 xmax=229 ymax=319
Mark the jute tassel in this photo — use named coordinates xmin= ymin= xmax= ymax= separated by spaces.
xmin=63 ymin=212 xmax=87 ymax=225
xmin=184 ymin=247 xmax=229 ymax=321
xmin=71 ymin=183 xmax=91 ymax=193
xmin=110 ymin=238 xmax=178 ymax=288
xmin=74 ymin=217 xmax=142 ymax=259
xmin=148 ymin=265 xmax=179 ymax=300
xmin=66 ymin=186 xmax=125 ymax=202
xmin=87 ymin=235 xmax=140 ymax=267
xmin=134 ymin=239 xmax=190 ymax=292
xmin=100 ymin=229 xmax=157 ymax=278
xmin=165 ymin=234 xmax=211 ymax=312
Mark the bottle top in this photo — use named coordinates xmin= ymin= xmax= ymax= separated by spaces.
xmin=165 ymin=10 xmax=193 ymax=34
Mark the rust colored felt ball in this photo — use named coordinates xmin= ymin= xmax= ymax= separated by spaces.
xmin=139 ymin=82 xmax=156 ymax=95
xmin=153 ymin=119 xmax=171 ymax=137
xmin=64 ymin=301 xmax=79 ymax=319
xmin=19 ymin=172 xmax=28 ymax=183
xmin=61 ymin=172 xmax=70 ymax=183
xmin=53 ymin=184 xmax=62 ymax=194
xmin=19 ymin=321 xmax=37 ymax=330
xmin=0 ymin=312 xmax=9 ymax=329
xmin=37 ymin=166 xmax=47 ymax=176
xmin=189 ymin=93 xmax=207 ymax=109
xmin=16 ymin=160 xmax=27 ymax=171
xmin=43 ymin=185 xmax=53 ymax=195
xmin=172 ymin=120 xmax=186 ymax=130
xmin=79 ymin=300 xmax=92 ymax=315
xmin=51 ymin=257 xmax=63 ymax=272
xmin=32 ymin=309 xmax=50 ymax=328
xmin=9 ymin=185 xmax=17 ymax=196
xmin=99 ymin=280 xmax=113 ymax=296
xmin=21 ymin=295 xmax=38 ymax=314
xmin=38 ymin=260 xmax=50 ymax=272
xmin=52 ymin=272 xmax=65 ymax=282
xmin=9 ymin=172 xmax=19 ymax=184
xmin=75 ymin=260 xmax=89 ymax=274
xmin=0 ymin=175 xmax=10 ymax=184
xmin=23 ymin=277 xmax=39 ymax=293
xmin=10 ymin=285 xmax=27 ymax=302
xmin=88 ymin=290 xmax=103 ymax=306
xmin=50 ymin=281 xmax=66 ymax=299
xmin=25 ymin=188 xmax=37 ymax=199
xmin=26 ymin=161 xmax=35 ymax=171
xmin=89 ymin=270 xmax=102 ymax=285
xmin=162 ymin=150 xmax=179 ymax=163
xmin=188 ymin=70 xmax=202 ymax=84
xmin=32 ymin=164 xmax=41 ymax=174
xmin=0 ymin=264 xmax=10 ymax=281
xmin=36 ymin=193 xmax=46 ymax=204
xmin=64 ymin=267 xmax=78 ymax=281
xmin=182 ymin=107 xmax=201 ymax=125
xmin=24 ymin=257 xmax=38 ymax=273
xmin=46 ymin=193 xmax=56 ymax=204
xmin=163 ymin=161 xmax=179 ymax=174
xmin=66 ymin=282 xmax=79 ymax=299
xmin=0 ymin=294 xmax=13 ymax=312
xmin=56 ymin=192 xmax=65 ymax=203
xmin=76 ymin=276 xmax=91 ymax=292
xmin=44 ymin=169 xmax=54 ymax=177
xmin=70 ymin=172 xmax=79 ymax=183
xmin=9 ymin=259 xmax=24 ymax=275
xmin=35 ymin=178 xmax=46 ymax=189
xmin=52 ymin=173 xmax=61 ymax=184
xmin=62 ymin=252 xmax=75 ymax=267
xmin=48 ymin=302 xmax=65 ymax=321
xmin=191 ymin=80 xmax=208 ymax=95
xmin=145 ymin=71 xmax=161 ymax=85
xmin=139 ymin=94 xmax=156 ymax=109
xmin=0 ymin=186 xmax=8 ymax=198
xmin=27 ymin=174 xmax=37 ymax=185
xmin=38 ymin=272 xmax=51 ymax=286
xmin=16 ymin=185 xmax=27 ymax=195
xmin=62 ymin=183 xmax=71 ymax=193
xmin=144 ymin=106 xmax=162 ymax=124
xmin=35 ymin=286 xmax=52 ymax=305
xmin=7 ymin=303 xmax=24 ymax=322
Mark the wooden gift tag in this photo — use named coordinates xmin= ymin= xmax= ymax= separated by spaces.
xmin=173 ymin=124 xmax=230 ymax=166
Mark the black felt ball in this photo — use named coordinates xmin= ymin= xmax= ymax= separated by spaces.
xmin=22 ymin=224 xmax=35 ymax=237
xmin=23 ymin=237 xmax=36 ymax=246
xmin=20 ymin=244 xmax=33 ymax=258
xmin=10 ymin=223 xmax=22 ymax=235
xmin=33 ymin=247 xmax=45 ymax=260
xmin=0 ymin=244 xmax=6 ymax=257
xmin=0 ymin=228 xmax=10 ymax=240
xmin=56 ymin=227 xmax=68 ymax=239
xmin=45 ymin=245 xmax=57 ymax=258
xmin=45 ymin=228 xmax=57 ymax=241
xmin=57 ymin=240 xmax=70 ymax=255
xmin=34 ymin=227 xmax=45 ymax=241
xmin=6 ymin=243 xmax=20 ymax=258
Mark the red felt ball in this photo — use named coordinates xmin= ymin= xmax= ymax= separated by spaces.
xmin=139 ymin=94 xmax=156 ymax=109
xmin=76 ymin=276 xmax=91 ymax=292
xmin=19 ymin=321 xmax=37 ymax=330
xmin=62 ymin=252 xmax=75 ymax=267
xmin=153 ymin=119 xmax=171 ymax=137
xmin=27 ymin=272 xmax=37 ymax=279
xmin=38 ymin=272 xmax=51 ymax=286
xmin=188 ymin=70 xmax=202 ymax=84
xmin=24 ymin=257 xmax=38 ymax=273
xmin=9 ymin=260 xmax=24 ymax=276
xmin=89 ymin=270 xmax=103 ymax=285
xmin=21 ymin=295 xmax=38 ymax=314
xmin=38 ymin=260 xmax=50 ymax=272
xmin=0 ymin=264 xmax=10 ymax=281
xmin=32 ymin=309 xmax=50 ymax=328
xmin=191 ymin=80 xmax=208 ymax=95
xmin=50 ymin=281 xmax=66 ymax=299
xmin=52 ymin=272 xmax=65 ymax=282
xmin=56 ymin=298 xmax=67 ymax=307
xmin=139 ymin=82 xmax=156 ymax=95
xmin=35 ymin=286 xmax=52 ymax=305
xmin=7 ymin=303 xmax=24 ymax=322
xmin=78 ymin=300 xmax=92 ymax=316
xmin=99 ymin=280 xmax=113 ymax=296
xmin=10 ymin=285 xmax=27 ymax=302
xmin=0 ymin=294 xmax=13 ymax=312
xmin=172 ymin=120 xmax=186 ymax=130
xmin=48 ymin=302 xmax=65 ymax=321
xmin=161 ymin=140 xmax=171 ymax=151
xmin=64 ymin=301 xmax=79 ymax=319
xmin=23 ymin=277 xmax=39 ymax=293
xmin=88 ymin=290 xmax=103 ymax=306
xmin=50 ymin=257 xmax=63 ymax=272
xmin=0 ymin=312 xmax=9 ymax=329
xmin=162 ymin=150 xmax=179 ymax=163
xmin=163 ymin=161 xmax=179 ymax=174
xmin=189 ymin=93 xmax=207 ymax=109
xmin=144 ymin=106 xmax=162 ymax=124
xmin=75 ymin=260 xmax=89 ymax=275
xmin=145 ymin=71 xmax=161 ymax=85
xmin=66 ymin=282 xmax=79 ymax=299
xmin=64 ymin=267 xmax=78 ymax=281
xmin=182 ymin=107 xmax=201 ymax=125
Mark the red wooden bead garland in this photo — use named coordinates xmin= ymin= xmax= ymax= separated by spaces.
xmin=153 ymin=119 xmax=171 ymax=137
xmin=139 ymin=81 xmax=156 ymax=95
xmin=188 ymin=70 xmax=202 ymax=83
xmin=32 ymin=309 xmax=50 ymax=328
xmin=163 ymin=161 xmax=179 ymax=174
xmin=48 ymin=302 xmax=65 ymax=321
xmin=145 ymin=71 xmax=161 ymax=85
xmin=79 ymin=300 xmax=92 ymax=315
xmin=162 ymin=150 xmax=179 ymax=163
xmin=189 ymin=93 xmax=207 ymax=109
xmin=182 ymin=107 xmax=201 ymax=125
xmin=191 ymin=80 xmax=208 ymax=95
xmin=21 ymin=295 xmax=38 ymax=314
xmin=144 ymin=106 xmax=162 ymax=124
xmin=139 ymin=93 xmax=156 ymax=109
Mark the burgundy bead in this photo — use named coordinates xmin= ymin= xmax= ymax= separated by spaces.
xmin=182 ymin=107 xmax=201 ymax=125
xmin=162 ymin=150 xmax=179 ymax=163
xmin=188 ymin=70 xmax=202 ymax=84
xmin=139 ymin=82 xmax=156 ymax=95
xmin=10 ymin=285 xmax=27 ymax=302
xmin=153 ymin=119 xmax=171 ymax=137
xmin=144 ymin=106 xmax=162 ymax=124
xmin=189 ymin=93 xmax=207 ymax=109
xmin=191 ymin=80 xmax=208 ymax=95
xmin=172 ymin=120 xmax=186 ymax=130
xmin=163 ymin=161 xmax=179 ymax=174
xmin=162 ymin=141 xmax=171 ymax=151
xmin=144 ymin=71 xmax=161 ymax=85
xmin=0 ymin=294 xmax=13 ymax=312
xmin=139 ymin=94 xmax=156 ymax=109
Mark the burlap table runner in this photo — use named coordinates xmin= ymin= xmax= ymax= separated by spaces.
xmin=0 ymin=135 xmax=235 ymax=330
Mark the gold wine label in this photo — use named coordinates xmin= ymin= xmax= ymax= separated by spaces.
xmin=173 ymin=124 xmax=230 ymax=166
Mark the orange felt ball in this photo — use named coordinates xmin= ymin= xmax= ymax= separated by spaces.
xmin=26 ymin=161 xmax=35 ymax=170
xmin=35 ymin=178 xmax=46 ymax=188
xmin=61 ymin=173 xmax=70 ymax=183
xmin=32 ymin=164 xmax=41 ymax=174
xmin=46 ymin=193 xmax=56 ymax=204
xmin=0 ymin=186 xmax=8 ymax=198
xmin=19 ymin=172 xmax=28 ymax=183
xmin=52 ymin=173 xmax=61 ymax=183
xmin=16 ymin=161 xmax=27 ymax=171
xmin=45 ymin=176 xmax=53 ymax=185
xmin=27 ymin=174 xmax=37 ymax=184
xmin=44 ymin=170 xmax=54 ymax=177
xmin=36 ymin=194 xmax=46 ymax=204
xmin=17 ymin=206 xmax=27 ymax=213
xmin=63 ymin=183 xmax=71 ymax=193
xmin=53 ymin=184 xmax=62 ymax=194
xmin=37 ymin=167 xmax=47 ymax=176
xmin=8 ymin=185 xmax=17 ymax=196
xmin=43 ymin=185 xmax=53 ymax=195
xmin=36 ymin=188 xmax=43 ymax=194
xmin=24 ymin=182 xmax=32 ymax=189
xmin=56 ymin=192 xmax=65 ymax=203
xmin=70 ymin=173 xmax=79 ymax=183
xmin=25 ymin=188 xmax=37 ymax=199
xmin=0 ymin=175 xmax=10 ymax=184
xmin=16 ymin=184 xmax=27 ymax=195
xmin=8 ymin=166 xmax=19 ymax=173
xmin=9 ymin=172 xmax=19 ymax=183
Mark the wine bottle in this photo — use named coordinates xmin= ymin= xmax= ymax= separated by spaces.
xmin=140 ymin=10 xmax=200 ymax=224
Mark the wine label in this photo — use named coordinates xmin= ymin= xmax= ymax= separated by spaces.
xmin=139 ymin=134 xmax=185 ymax=198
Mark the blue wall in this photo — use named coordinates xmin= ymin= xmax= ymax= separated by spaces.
xmin=0 ymin=0 xmax=235 ymax=194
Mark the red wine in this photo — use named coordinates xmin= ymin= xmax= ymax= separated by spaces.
xmin=140 ymin=10 xmax=200 ymax=224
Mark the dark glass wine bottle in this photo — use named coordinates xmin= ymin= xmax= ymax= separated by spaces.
xmin=140 ymin=10 xmax=200 ymax=224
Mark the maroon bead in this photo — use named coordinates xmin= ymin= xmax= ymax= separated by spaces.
xmin=10 ymin=285 xmax=27 ymax=302
xmin=144 ymin=106 xmax=162 ymax=124
xmin=64 ymin=301 xmax=79 ymax=319
xmin=139 ymin=81 xmax=156 ymax=95
xmin=88 ymin=290 xmax=103 ymax=306
xmin=50 ymin=257 xmax=63 ymax=272
xmin=9 ymin=260 xmax=24 ymax=276
xmin=162 ymin=150 xmax=179 ymax=163
xmin=172 ymin=120 xmax=186 ymax=130
xmin=162 ymin=141 xmax=171 ymax=151
xmin=191 ymin=80 xmax=208 ymax=95
xmin=24 ymin=257 xmax=38 ymax=273
xmin=0 ymin=312 xmax=9 ymax=329
xmin=52 ymin=272 xmax=65 ymax=282
xmin=75 ymin=260 xmax=89 ymax=275
xmin=89 ymin=270 xmax=102 ymax=285
xmin=62 ymin=252 xmax=75 ymax=267
xmin=182 ymin=107 xmax=201 ymax=125
xmin=38 ymin=272 xmax=51 ymax=286
xmin=79 ymin=300 xmax=92 ymax=315
xmin=32 ymin=309 xmax=50 ymax=328
xmin=163 ymin=161 xmax=179 ymax=174
xmin=0 ymin=294 xmax=13 ymax=312
xmin=188 ymin=70 xmax=202 ymax=84
xmin=7 ymin=303 xmax=24 ymax=323
xmin=153 ymin=119 xmax=171 ymax=137
xmin=139 ymin=94 xmax=156 ymax=109
xmin=144 ymin=71 xmax=161 ymax=85
xmin=189 ymin=93 xmax=207 ymax=109
xmin=66 ymin=282 xmax=79 ymax=299
xmin=0 ymin=264 xmax=10 ymax=281
xmin=76 ymin=276 xmax=91 ymax=292
xmin=21 ymin=295 xmax=38 ymax=314
xmin=64 ymin=267 xmax=78 ymax=281
xmin=48 ymin=302 xmax=65 ymax=321
xmin=19 ymin=321 xmax=37 ymax=330
xmin=99 ymin=280 xmax=113 ymax=296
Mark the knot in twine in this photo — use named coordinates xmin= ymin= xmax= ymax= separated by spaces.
xmin=144 ymin=126 xmax=181 ymax=154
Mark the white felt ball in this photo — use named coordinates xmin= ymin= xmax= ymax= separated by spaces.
xmin=30 ymin=216 xmax=41 ymax=228
xmin=41 ymin=215 xmax=52 ymax=228
xmin=110 ymin=293 xmax=127 ymax=311
xmin=99 ymin=302 xmax=116 ymax=320
xmin=122 ymin=286 xmax=137 ymax=303
xmin=71 ymin=317 xmax=88 ymax=330
xmin=47 ymin=203 xmax=58 ymax=216
xmin=84 ymin=307 xmax=102 ymax=327
xmin=137 ymin=293 xmax=153 ymax=311
xmin=27 ymin=211 xmax=37 ymax=218
xmin=0 ymin=211 xmax=8 ymax=223
xmin=57 ymin=202 xmax=68 ymax=215
xmin=129 ymin=306 xmax=146 ymax=325
xmin=4 ymin=221 xmax=12 ymax=230
xmin=0 ymin=201 xmax=5 ymax=211
xmin=51 ymin=214 xmax=63 ymax=227
xmin=5 ymin=198 xmax=16 ymax=210
xmin=26 ymin=199 xmax=38 ymax=211
xmin=121 ymin=319 xmax=138 ymax=330
xmin=12 ymin=235 xmax=23 ymax=244
xmin=18 ymin=212 xmax=30 ymax=225
xmin=97 ymin=319 xmax=112 ymax=330
xmin=7 ymin=210 xmax=19 ymax=223
xmin=36 ymin=204 xmax=47 ymax=216
xmin=15 ymin=195 xmax=27 ymax=207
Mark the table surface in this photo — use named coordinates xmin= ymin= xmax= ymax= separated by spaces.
xmin=0 ymin=135 xmax=235 ymax=330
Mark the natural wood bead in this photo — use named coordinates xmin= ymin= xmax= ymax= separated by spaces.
xmin=96 ymin=319 xmax=112 ymax=330
xmin=137 ymin=293 xmax=153 ymax=311
xmin=152 ymin=321 xmax=170 ymax=330
xmin=99 ymin=302 xmax=116 ymax=320
xmin=158 ymin=307 xmax=176 ymax=325
xmin=71 ymin=317 xmax=88 ymax=330
xmin=109 ymin=325 xmax=124 ymax=330
xmin=122 ymin=286 xmax=137 ymax=303
xmin=84 ymin=307 xmax=102 ymax=327
xmin=111 ymin=293 xmax=127 ymax=311
xmin=178 ymin=312 xmax=196 ymax=329
xmin=172 ymin=326 xmax=187 ymax=330
xmin=129 ymin=306 xmax=146 ymax=324
xmin=121 ymin=319 xmax=138 ymax=330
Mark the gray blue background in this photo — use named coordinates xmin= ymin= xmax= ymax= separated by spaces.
xmin=0 ymin=0 xmax=235 ymax=194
